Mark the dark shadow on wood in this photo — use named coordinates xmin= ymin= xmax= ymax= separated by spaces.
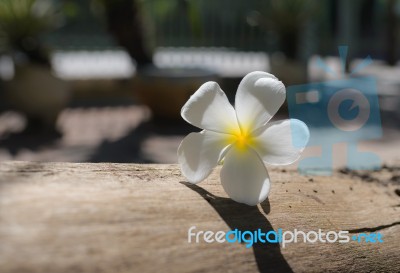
xmin=181 ymin=182 xmax=293 ymax=273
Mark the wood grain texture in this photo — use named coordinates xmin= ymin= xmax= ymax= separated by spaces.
xmin=0 ymin=161 xmax=399 ymax=273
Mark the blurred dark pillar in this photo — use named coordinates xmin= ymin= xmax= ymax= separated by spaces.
xmin=336 ymin=0 xmax=355 ymax=73
xmin=386 ymin=0 xmax=398 ymax=66
xmin=104 ymin=0 xmax=153 ymax=67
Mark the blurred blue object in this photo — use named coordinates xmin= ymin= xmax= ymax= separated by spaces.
xmin=287 ymin=76 xmax=382 ymax=175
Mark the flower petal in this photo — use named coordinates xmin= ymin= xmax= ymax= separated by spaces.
xmin=252 ymin=119 xmax=310 ymax=165
xmin=178 ymin=130 xmax=232 ymax=184
xmin=181 ymin=81 xmax=239 ymax=134
xmin=235 ymin=71 xmax=286 ymax=132
xmin=220 ymin=146 xmax=270 ymax=206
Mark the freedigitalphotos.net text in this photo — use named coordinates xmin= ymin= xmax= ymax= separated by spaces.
xmin=188 ymin=226 xmax=383 ymax=248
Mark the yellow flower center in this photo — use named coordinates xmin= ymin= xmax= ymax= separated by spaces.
xmin=226 ymin=125 xmax=256 ymax=152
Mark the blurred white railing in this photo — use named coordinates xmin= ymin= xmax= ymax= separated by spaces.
xmin=50 ymin=47 xmax=268 ymax=80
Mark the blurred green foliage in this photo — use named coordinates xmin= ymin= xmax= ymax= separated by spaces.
xmin=0 ymin=0 xmax=63 ymax=63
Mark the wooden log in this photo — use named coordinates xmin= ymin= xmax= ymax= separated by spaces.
xmin=0 ymin=162 xmax=399 ymax=273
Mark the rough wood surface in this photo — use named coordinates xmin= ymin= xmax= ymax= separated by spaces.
xmin=0 ymin=162 xmax=399 ymax=273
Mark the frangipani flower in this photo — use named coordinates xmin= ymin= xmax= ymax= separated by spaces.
xmin=178 ymin=71 xmax=309 ymax=206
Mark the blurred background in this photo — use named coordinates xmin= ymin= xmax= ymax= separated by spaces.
xmin=0 ymin=0 xmax=399 ymax=166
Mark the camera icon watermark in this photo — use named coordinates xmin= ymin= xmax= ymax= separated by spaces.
xmin=287 ymin=46 xmax=382 ymax=175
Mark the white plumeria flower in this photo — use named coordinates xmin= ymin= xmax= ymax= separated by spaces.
xmin=178 ymin=71 xmax=310 ymax=206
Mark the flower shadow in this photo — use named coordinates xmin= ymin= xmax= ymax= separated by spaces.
xmin=181 ymin=182 xmax=293 ymax=273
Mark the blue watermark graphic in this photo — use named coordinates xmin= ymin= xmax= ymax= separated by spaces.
xmin=287 ymin=46 xmax=382 ymax=175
